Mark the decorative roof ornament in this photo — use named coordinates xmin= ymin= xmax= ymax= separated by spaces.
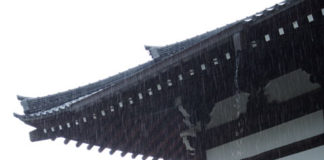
xmin=145 ymin=46 xmax=160 ymax=59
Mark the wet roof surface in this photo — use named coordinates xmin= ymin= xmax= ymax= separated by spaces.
xmin=17 ymin=0 xmax=302 ymax=117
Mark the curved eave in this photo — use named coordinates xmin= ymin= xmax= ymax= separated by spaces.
xmin=22 ymin=0 xmax=303 ymax=123
xmin=18 ymin=61 xmax=155 ymax=115
xmin=15 ymin=89 xmax=104 ymax=125
xmin=16 ymin=0 xmax=304 ymax=123
xmin=17 ymin=95 xmax=32 ymax=101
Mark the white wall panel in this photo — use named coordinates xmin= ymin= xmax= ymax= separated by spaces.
xmin=206 ymin=110 xmax=324 ymax=160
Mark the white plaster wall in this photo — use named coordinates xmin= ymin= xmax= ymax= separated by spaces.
xmin=206 ymin=110 xmax=324 ymax=160
xmin=264 ymin=69 xmax=321 ymax=103
xmin=207 ymin=93 xmax=250 ymax=129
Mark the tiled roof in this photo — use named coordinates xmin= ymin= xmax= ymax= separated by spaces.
xmin=18 ymin=61 xmax=155 ymax=115
xmin=17 ymin=0 xmax=302 ymax=118
xmin=145 ymin=0 xmax=301 ymax=60
xmin=145 ymin=22 xmax=239 ymax=59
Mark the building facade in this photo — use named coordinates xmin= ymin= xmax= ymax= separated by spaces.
xmin=15 ymin=0 xmax=324 ymax=159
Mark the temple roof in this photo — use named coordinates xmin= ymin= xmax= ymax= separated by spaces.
xmin=144 ymin=22 xmax=237 ymax=59
xmin=16 ymin=0 xmax=304 ymax=120
xmin=17 ymin=61 xmax=155 ymax=115
xmin=13 ymin=0 xmax=324 ymax=159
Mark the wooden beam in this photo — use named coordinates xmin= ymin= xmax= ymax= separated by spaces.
xmin=109 ymin=108 xmax=178 ymax=158
xmin=98 ymin=115 xmax=134 ymax=153
xmin=55 ymin=113 xmax=101 ymax=146
xmin=141 ymin=155 xmax=148 ymax=160
xmin=64 ymin=139 xmax=70 ymax=145
xmin=87 ymin=144 xmax=94 ymax=150
xmin=114 ymin=123 xmax=141 ymax=155
xmin=131 ymin=152 xmax=139 ymax=159
xmin=140 ymin=113 xmax=183 ymax=158
xmin=98 ymin=146 xmax=105 ymax=153
xmin=206 ymin=91 xmax=324 ymax=149
xmin=123 ymin=136 xmax=142 ymax=159
xmin=242 ymin=133 xmax=324 ymax=160
xmin=59 ymin=110 xmax=119 ymax=152
xmin=150 ymin=122 xmax=182 ymax=158
xmin=167 ymin=137 xmax=186 ymax=159
xmin=109 ymin=148 xmax=116 ymax=155
xmin=76 ymin=141 xmax=82 ymax=147
xmin=97 ymin=120 xmax=121 ymax=152
xmin=121 ymin=151 xmax=127 ymax=157
xmin=29 ymin=129 xmax=53 ymax=142
xmin=167 ymin=142 xmax=186 ymax=160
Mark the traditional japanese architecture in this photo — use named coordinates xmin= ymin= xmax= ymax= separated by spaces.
xmin=15 ymin=0 xmax=324 ymax=159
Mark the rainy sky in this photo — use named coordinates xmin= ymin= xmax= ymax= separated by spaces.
xmin=0 ymin=0 xmax=283 ymax=159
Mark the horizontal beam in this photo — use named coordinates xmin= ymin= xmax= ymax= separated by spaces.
xmin=243 ymin=133 xmax=324 ymax=160
xmin=29 ymin=129 xmax=52 ymax=142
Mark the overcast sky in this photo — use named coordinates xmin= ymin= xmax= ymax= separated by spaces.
xmin=0 ymin=0 xmax=282 ymax=159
